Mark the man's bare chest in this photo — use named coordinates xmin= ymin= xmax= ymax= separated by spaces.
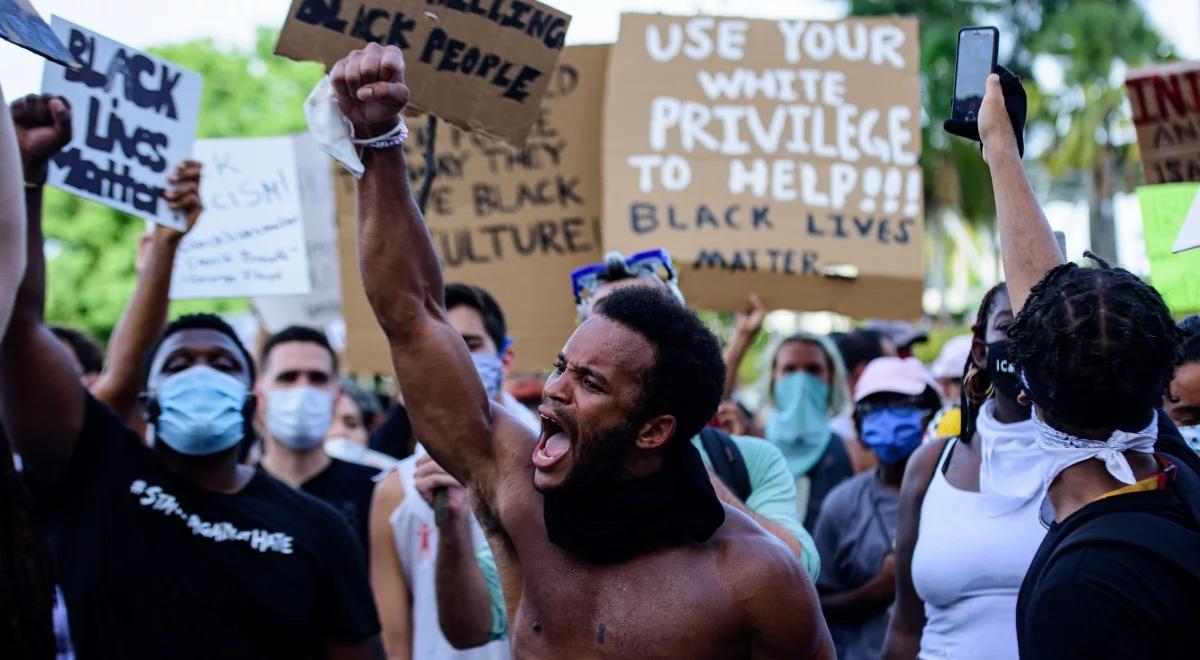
xmin=507 ymin=550 xmax=746 ymax=659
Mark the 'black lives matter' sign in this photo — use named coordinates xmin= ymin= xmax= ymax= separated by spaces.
xmin=275 ymin=0 xmax=570 ymax=147
xmin=41 ymin=17 xmax=201 ymax=229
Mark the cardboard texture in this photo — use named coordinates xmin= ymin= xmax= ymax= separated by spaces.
xmin=1137 ymin=183 xmax=1200 ymax=312
xmin=602 ymin=14 xmax=924 ymax=317
xmin=0 ymin=0 xmax=76 ymax=66
xmin=337 ymin=44 xmax=607 ymax=375
xmin=41 ymin=17 xmax=202 ymax=230
xmin=275 ymin=0 xmax=570 ymax=147
xmin=1127 ymin=61 xmax=1200 ymax=185
xmin=253 ymin=134 xmax=344 ymax=332
xmin=171 ymin=136 xmax=311 ymax=300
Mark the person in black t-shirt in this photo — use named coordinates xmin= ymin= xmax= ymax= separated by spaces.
xmin=976 ymin=72 xmax=1200 ymax=658
xmin=0 ymin=96 xmax=383 ymax=659
xmin=257 ymin=326 xmax=379 ymax=553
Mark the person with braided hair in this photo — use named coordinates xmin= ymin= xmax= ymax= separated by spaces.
xmin=881 ymin=283 xmax=1040 ymax=660
xmin=977 ymin=71 xmax=1200 ymax=658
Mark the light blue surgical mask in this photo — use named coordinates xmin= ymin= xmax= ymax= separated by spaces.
xmin=472 ymin=352 xmax=504 ymax=400
xmin=154 ymin=365 xmax=248 ymax=456
xmin=766 ymin=372 xmax=833 ymax=479
xmin=860 ymin=407 xmax=925 ymax=465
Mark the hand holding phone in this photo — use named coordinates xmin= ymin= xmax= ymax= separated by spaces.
xmin=952 ymin=27 xmax=998 ymax=124
xmin=944 ymin=26 xmax=1026 ymax=158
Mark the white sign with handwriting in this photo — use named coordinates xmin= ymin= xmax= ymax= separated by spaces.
xmin=170 ymin=136 xmax=311 ymax=299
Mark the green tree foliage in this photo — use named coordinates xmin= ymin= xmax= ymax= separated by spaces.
xmin=42 ymin=29 xmax=323 ymax=342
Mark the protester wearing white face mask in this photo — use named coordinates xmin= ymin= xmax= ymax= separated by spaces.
xmin=258 ymin=326 xmax=380 ymax=554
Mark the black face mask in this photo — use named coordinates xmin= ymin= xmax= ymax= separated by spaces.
xmin=987 ymin=340 xmax=1022 ymax=401
xmin=542 ymin=442 xmax=726 ymax=564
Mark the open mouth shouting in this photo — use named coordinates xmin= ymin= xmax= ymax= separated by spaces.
xmin=534 ymin=405 xmax=572 ymax=471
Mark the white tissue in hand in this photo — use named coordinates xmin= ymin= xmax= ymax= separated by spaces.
xmin=304 ymin=76 xmax=364 ymax=179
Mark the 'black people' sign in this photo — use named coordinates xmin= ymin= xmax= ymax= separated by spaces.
xmin=603 ymin=14 xmax=923 ymax=318
xmin=41 ymin=17 xmax=201 ymax=229
xmin=275 ymin=0 xmax=570 ymax=147
xmin=0 ymin=0 xmax=76 ymax=67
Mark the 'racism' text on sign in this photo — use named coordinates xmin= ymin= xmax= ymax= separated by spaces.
xmin=170 ymin=136 xmax=311 ymax=300
xmin=603 ymin=14 xmax=923 ymax=317
xmin=41 ymin=17 xmax=202 ymax=230
xmin=275 ymin=0 xmax=571 ymax=147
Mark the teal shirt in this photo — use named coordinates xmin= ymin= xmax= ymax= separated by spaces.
xmin=476 ymin=433 xmax=820 ymax=641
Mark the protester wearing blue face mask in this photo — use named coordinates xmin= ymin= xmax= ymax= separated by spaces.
xmin=813 ymin=357 xmax=941 ymax=660
xmin=765 ymin=333 xmax=854 ymax=529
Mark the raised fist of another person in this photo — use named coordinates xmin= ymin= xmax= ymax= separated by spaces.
xmin=414 ymin=455 xmax=470 ymax=525
xmin=330 ymin=43 xmax=410 ymax=139
xmin=734 ymin=293 xmax=767 ymax=339
xmin=10 ymin=94 xmax=71 ymax=184
xmin=161 ymin=160 xmax=204 ymax=235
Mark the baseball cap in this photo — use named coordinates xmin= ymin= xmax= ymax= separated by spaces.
xmin=854 ymin=357 xmax=939 ymax=403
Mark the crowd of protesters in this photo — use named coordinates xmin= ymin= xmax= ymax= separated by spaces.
xmin=0 ymin=41 xmax=1198 ymax=660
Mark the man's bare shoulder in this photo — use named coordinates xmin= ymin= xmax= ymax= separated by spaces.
xmin=714 ymin=505 xmax=809 ymax=577
xmin=714 ymin=505 xmax=832 ymax=658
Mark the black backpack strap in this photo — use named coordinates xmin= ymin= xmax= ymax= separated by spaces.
xmin=1048 ymin=511 xmax=1200 ymax=582
xmin=699 ymin=427 xmax=752 ymax=502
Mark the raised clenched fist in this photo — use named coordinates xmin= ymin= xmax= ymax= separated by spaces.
xmin=330 ymin=42 xmax=410 ymax=138
xmin=10 ymin=94 xmax=72 ymax=183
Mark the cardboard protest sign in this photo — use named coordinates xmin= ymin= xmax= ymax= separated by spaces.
xmin=41 ymin=17 xmax=202 ymax=230
xmin=275 ymin=0 xmax=570 ymax=147
xmin=1127 ymin=61 xmax=1200 ymax=185
xmin=170 ymin=136 xmax=311 ymax=299
xmin=0 ymin=0 xmax=75 ymax=66
xmin=253 ymin=134 xmax=344 ymax=332
xmin=1137 ymin=184 xmax=1200 ymax=312
xmin=602 ymin=14 xmax=924 ymax=317
xmin=337 ymin=45 xmax=607 ymax=374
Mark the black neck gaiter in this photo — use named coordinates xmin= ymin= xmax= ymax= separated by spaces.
xmin=542 ymin=442 xmax=726 ymax=564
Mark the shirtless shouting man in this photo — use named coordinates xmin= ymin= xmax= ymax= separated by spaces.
xmin=341 ymin=43 xmax=832 ymax=659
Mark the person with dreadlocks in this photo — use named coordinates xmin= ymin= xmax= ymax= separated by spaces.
xmin=880 ymin=283 xmax=1041 ymax=660
xmin=976 ymin=71 xmax=1200 ymax=658
xmin=0 ymin=92 xmax=386 ymax=658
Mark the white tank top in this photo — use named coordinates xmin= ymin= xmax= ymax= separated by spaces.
xmin=910 ymin=437 xmax=1045 ymax=660
xmin=391 ymin=454 xmax=510 ymax=660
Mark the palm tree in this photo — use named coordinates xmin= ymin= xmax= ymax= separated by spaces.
xmin=1028 ymin=0 xmax=1169 ymax=263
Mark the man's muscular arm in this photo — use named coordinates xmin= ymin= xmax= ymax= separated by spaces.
xmin=340 ymin=44 xmax=498 ymax=494
xmin=2 ymin=94 xmax=85 ymax=489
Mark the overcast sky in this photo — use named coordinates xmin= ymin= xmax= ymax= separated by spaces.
xmin=3 ymin=0 xmax=1195 ymax=99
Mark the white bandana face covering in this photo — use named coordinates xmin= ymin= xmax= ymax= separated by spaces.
xmin=1029 ymin=408 xmax=1158 ymax=493
xmin=975 ymin=399 xmax=1042 ymax=517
